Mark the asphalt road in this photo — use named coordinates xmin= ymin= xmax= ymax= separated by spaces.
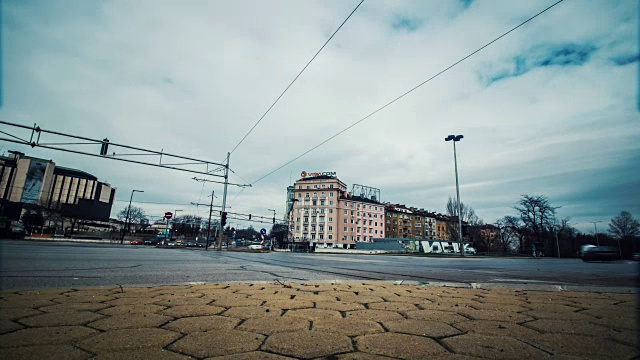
xmin=1 ymin=240 xmax=638 ymax=290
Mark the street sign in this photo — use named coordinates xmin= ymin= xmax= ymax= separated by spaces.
xmin=260 ymin=228 xmax=267 ymax=235
xmin=164 ymin=212 xmax=173 ymax=220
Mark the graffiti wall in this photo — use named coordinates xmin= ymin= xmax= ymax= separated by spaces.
xmin=20 ymin=159 xmax=48 ymax=204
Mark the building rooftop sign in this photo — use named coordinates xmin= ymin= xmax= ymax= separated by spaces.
xmin=300 ymin=171 xmax=336 ymax=178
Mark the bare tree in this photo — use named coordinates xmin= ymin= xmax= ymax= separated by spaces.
xmin=515 ymin=195 xmax=559 ymax=255
xmin=116 ymin=206 xmax=148 ymax=226
xmin=609 ymin=211 xmax=640 ymax=255
xmin=445 ymin=196 xmax=480 ymax=241
xmin=496 ymin=216 xmax=521 ymax=253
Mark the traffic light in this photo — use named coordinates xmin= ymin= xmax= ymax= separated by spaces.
xmin=100 ymin=138 xmax=109 ymax=156
xmin=272 ymin=217 xmax=275 ymax=224
xmin=221 ymin=212 xmax=227 ymax=227
xmin=249 ymin=214 xmax=252 ymax=220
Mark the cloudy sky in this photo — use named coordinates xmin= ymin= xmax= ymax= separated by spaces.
xmin=2 ymin=0 xmax=638 ymax=232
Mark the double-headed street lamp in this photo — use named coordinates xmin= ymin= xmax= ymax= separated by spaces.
xmin=445 ymin=134 xmax=464 ymax=257
xmin=121 ymin=189 xmax=144 ymax=243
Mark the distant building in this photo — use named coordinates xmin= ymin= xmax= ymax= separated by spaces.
xmin=0 ymin=151 xmax=116 ymax=222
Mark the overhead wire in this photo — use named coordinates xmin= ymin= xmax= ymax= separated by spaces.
xmin=227 ymin=0 xmax=365 ymax=156
xmin=250 ymin=0 xmax=566 ymax=185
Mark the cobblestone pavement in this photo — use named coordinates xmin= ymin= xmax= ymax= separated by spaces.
xmin=0 ymin=282 xmax=638 ymax=359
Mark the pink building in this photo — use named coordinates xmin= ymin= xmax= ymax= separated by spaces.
xmin=288 ymin=173 xmax=385 ymax=249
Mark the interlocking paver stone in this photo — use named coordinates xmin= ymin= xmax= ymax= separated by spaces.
xmin=315 ymin=301 xmax=366 ymax=312
xmin=0 ymin=319 xmax=23 ymax=334
xmin=0 ymin=307 xmax=42 ymax=321
xmin=345 ymin=309 xmax=405 ymax=322
xmin=367 ymin=301 xmax=419 ymax=312
xmin=211 ymin=297 xmax=263 ymax=307
xmin=169 ymin=330 xmax=264 ymax=358
xmin=39 ymin=302 xmax=110 ymax=313
xmin=283 ymin=308 xmax=342 ymax=321
xmin=384 ymin=319 xmax=462 ymax=338
xmin=443 ymin=333 xmax=550 ymax=359
xmin=0 ymin=326 xmax=98 ymax=347
xmin=0 ymin=344 xmax=91 ymax=360
xmin=528 ymin=333 xmax=639 ymax=359
xmin=313 ymin=318 xmax=384 ymax=336
xmin=99 ymin=304 xmax=166 ymax=316
xmin=336 ymin=352 xmax=397 ymax=359
xmin=18 ymin=310 xmax=103 ymax=327
xmin=93 ymin=349 xmax=190 ymax=359
xmin=105 ymin=297 xmax=159 ymax=306
xmin=457 ymin=309 xmax=533 ymax=322
xmin=337 ymin=295 xmax=385 ymax=303
xmin=262 ymin=299 xmax=314 ymax=309
xmin=160 ymin=304 xmax=225 ymax=317
xmin=1 ymin=299 xmax=57 ymax=308
xmin=221 ymin=306 xmax=282 ymax=319
xmin=88 ymin=313 xmax=172 ymax=331
xmin=77 ymin=328 xmax=180 ymax=353
xmin=263 ymin=329 xmax=352 ymax=359
xmin=577 ymin=308 xmax=639 ymax=330
xmin=208 ymin=351 xmax=295 ymax=359
xmin=453 ymin=320 xmax=541 ymax=339
xmin=238 ymin=316 xmax=310 ymax=335
xmin=163 ymin=315 xmax=240 ymax=333
xmin=154 ymin=297 xmax=212 ymax=307
xmin=356 ymin=332 xmax=449 ymax=359
xmin=525 ymin=319 xmax=613 ymax=336
xmin=52 ymin=295 xmax=115 ymax=303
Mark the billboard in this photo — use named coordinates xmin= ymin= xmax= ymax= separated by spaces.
xmin=21 ymin=159 xmax=47 ymax=204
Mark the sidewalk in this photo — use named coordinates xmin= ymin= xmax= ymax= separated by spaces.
xmin=1 ymin=282 xmax=637 ymax=359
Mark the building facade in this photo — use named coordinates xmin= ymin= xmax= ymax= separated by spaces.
xmin=288 ymin=174 xmax=384 ymax=248
xmin=0 ymin=151 xmax=116 ymax=222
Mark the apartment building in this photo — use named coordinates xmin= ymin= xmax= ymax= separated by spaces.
xmin=288 ymin=173 xmax=384 ymax=248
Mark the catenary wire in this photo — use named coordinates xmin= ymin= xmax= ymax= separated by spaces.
xmin=227 ymin=0 xmax=365 ymax=156
xmin=250 ymin=0 xmax=566 ymax=185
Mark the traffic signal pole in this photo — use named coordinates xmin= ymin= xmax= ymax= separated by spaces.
xmin=218 ymin=152 xmax=230 ymax=251
xmin=205 ymin=190 xmax=214 ymax=250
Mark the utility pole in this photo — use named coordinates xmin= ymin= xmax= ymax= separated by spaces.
xmin=205 ymin=190 xmax=214 ymax=250
xmin=445 ymin=135 xmax=464 ymax=257
xmin=218 ymin=152 xmax=230 ymax=251
xmin=121 ymin=189 xmax=143 ymax=243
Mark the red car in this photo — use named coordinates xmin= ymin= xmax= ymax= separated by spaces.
xmin=130 ymin=240 xmax=143 ymax=245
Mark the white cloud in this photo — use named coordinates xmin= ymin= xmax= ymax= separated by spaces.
xmin=2 ymin=0 xmax=638 ymax=232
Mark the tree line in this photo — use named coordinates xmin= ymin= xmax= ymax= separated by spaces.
xmin=445 ymin=194 xmax=639 ymax=258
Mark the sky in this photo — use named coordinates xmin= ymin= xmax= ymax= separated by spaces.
xmin=2 ymin=0 xmax=638 ymax=233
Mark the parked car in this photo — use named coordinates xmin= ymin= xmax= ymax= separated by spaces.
xmin=582 ymin=246 xmax=618 ymax=261
xmin=130 ymin=240 xmax=143 ymax=245
xmin=144 ymin=239 xmax=157 ymax=245
xmin=248 ymin=244 xmax=263 ymax=250
xmin=185 ymin=241 xmax=196 ymax=247
xmin=464 ymin=247 xmax=477 ymax=255
xmin=167 ymin=241 xmax=176 ymax=247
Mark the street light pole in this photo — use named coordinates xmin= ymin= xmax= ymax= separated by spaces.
xmin=121 ymin=189 xmax=143 ymax=244
xmin=172 ymin=209 xmax=182 ymax=241
xmin=590 ymin=221 xmax=602 ymax=246
xmin=445 ymin=134 xmax=464 ymax=257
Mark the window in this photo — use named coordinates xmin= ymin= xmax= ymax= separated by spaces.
xmin=304 ymin=226 xmax=308 ymax=231
xmin=305 ymin=193 xmax=310 ymax=198
xmin=344 ymin=210 xmax=348 ymax=215
xmin=369 ymin=220 xmax=372 ymax=226
xmin=312 ymin=217 xmax=316 ymax=223
xmin=328 ymin=226 xmax=333 ymax=231
xmin=357 ymin=236 xmax=360 ymax=241
xmin=357 ymin=227 xmax=361 ymax=233
xmin=351 ymin=211 xmax=355 ymax=216
xmin=393 ymin=213 xmax=397 ymax=218
xmin=322 ymin=184 xmax=325 ymax=189
xmin=306 ymin=186 xmax=310 ymax=189
xmin=311 ymin=225 xmax=316 ymax=231
xmin=351 ymin=203 xmax=355 ymax=208
xmin=375 ymin=230 xmax=378 ymax=234
xmin=313 ymin=192 xmax=317 ymax=198
xmin=344 ymin=227 xmax=347 ymax=231
xmin=321 ymin=192 xmax=325 ymax=197
xmin=330 ymin=184 xmax=334 ymax=189
xmin=369 ymin=229 xmax=372 ymax=234
xmin=393 ymin=220 xmax=397 ymax=225
xmin=330 ymin=192 xmax=334 ymax=197
xmin=312 ymin=200 xmax=317 ymax=206
xmin=350 ymin=228 xmax=354 ymax=232
xmin=386 ymin=220 xmax=390 ymax=224
xmin=374 ymin=214 xmax=378 ymax=218
xmin=296 ymin=217 xmax=300 ymax=222
xmin=357 ymin=204 xmax=360 ymax=209
xmin=350 ymin=219 xmax=354 ymax=224
xmin=298 ymin=193 xmax=302 ymax=198
xmin=298 ymin=186 xmax=302 ymax=189
xmin=311 ymin=234 xmax=316 ymax=240
xmin=320 ymin=200 xmax=325 ymax=206
xmin=375 ymin=222 xmax=378 ymax=226
xmin=319 ymin=234 xmax=324 ymax=240
xmin=304 ymin=217 xmax=309 ymax=223
xmin=296 ymin=226 xmax=300 ymax=230
xmin=329 ymin=217 xmax=333 ymax=222
xmin=344 ymin=219 xmax=347 ymax=224
xmin=328 ymin=234 xmax=333 ymax=240
xmin=368 ymin=213 xmax=372 ymax=217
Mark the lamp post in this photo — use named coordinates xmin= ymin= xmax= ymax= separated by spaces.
xmin=205 ymin=191 xmax=215 ymax=250
xmin=121 ymin=189 xmax=143 ymax=243
xmin=589 ymin=221 xmax=602 ymax=246
xmin=445 ymin=134 xmax=464 ymax=257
